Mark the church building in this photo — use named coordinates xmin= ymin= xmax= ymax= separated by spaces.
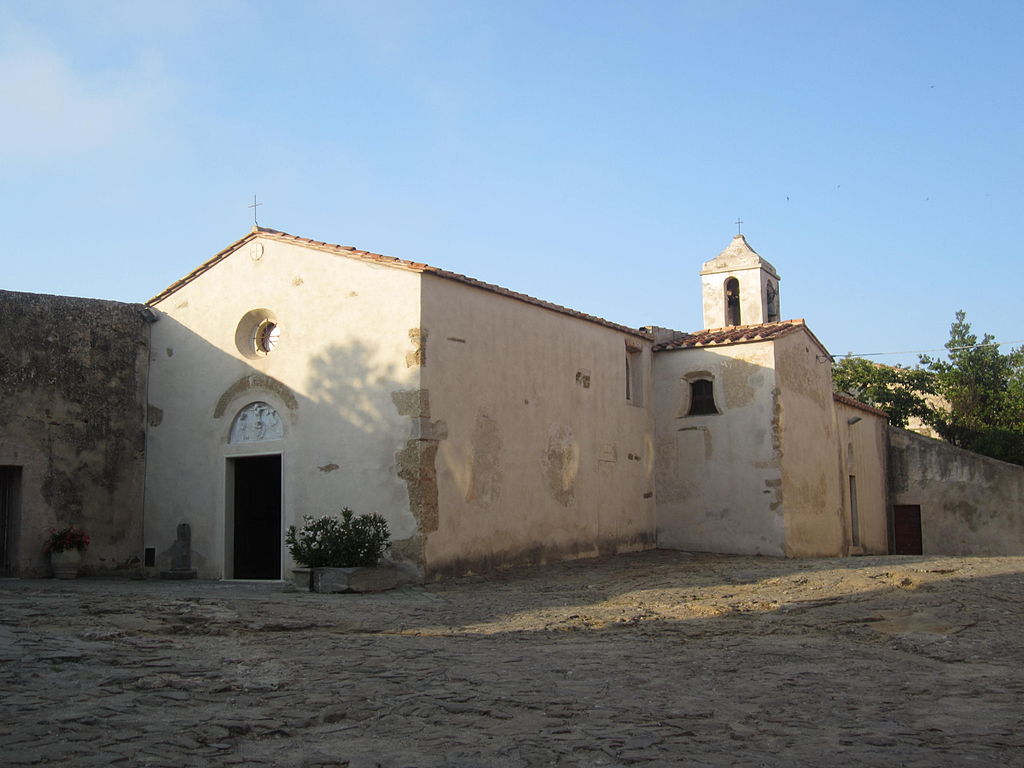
xmin=1 ymin=228 xmax=1019 ymax=579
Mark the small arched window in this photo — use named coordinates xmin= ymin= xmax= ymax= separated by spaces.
xmin=725 ymin=278 xmax=741 ymax=326
xmin=687 ymin=379 xmax=718 ymax=416
xmin=766 ymin=280 xmax=779 ymax=322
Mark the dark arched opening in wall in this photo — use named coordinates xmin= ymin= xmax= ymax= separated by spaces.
xmin=687 ymin=379 xmax=718 ymax=416
xmin=725 ymin=277 xmax=741 ymax=326
xmin=766 ymin=280 xmax=779 ymax=322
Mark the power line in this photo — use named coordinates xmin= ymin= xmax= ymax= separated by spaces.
xmin=837 ymin=339 xmax=1024 ymax=360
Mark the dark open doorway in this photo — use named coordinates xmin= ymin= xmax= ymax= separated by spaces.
xmin=0 ymin=467 xmax=21 ymax=577
xmin=231 ymin=455 xmax=282 ymax=579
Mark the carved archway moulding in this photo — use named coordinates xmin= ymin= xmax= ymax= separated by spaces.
xmin=213 ymin=373 xmax=298 ymax=419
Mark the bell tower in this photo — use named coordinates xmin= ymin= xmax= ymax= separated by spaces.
xmin=700 ymin=235 xmax=781 ymax=329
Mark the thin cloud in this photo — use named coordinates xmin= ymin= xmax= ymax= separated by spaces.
xmin=0 ymin=23 xmax=171 ymax=163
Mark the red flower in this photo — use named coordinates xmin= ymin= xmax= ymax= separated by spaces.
xmin=43 ymin=526 xmax=90 ymax=554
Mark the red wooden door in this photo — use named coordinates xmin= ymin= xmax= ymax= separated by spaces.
xmin=893 ymin=505 xmax=923 ymax=555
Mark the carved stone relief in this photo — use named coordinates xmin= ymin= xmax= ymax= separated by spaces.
xmin=229 ymin=401 xmax=284 ymax=443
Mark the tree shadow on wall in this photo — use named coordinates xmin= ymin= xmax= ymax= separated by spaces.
xmin=301 ymin=340 xmax=418 ymax=537
xmin=304 ymin=340 xmax=411 ymax=437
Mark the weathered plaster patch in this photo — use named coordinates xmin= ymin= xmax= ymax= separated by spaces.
xmin=318 ymin=463 xmax=339 ymax=473
xmin=765 ymin=476 xmax=784 ymax=512
xmin=389 ymin=535 xmax=424 ymax=568
xmin=396 ymin=439 xmax=439 ymax=533
xmin=466 ymin=412 xmax=502 ymax=506
xmin=405 ymin=328 xmax=427 ymax=368
xmin=677 ymin=426 xmax=712 ymax=461
xmin=771 ymin=387 xmax=783 ymax=456
xmin=721 ymin=358 xmax=760 ymax=409
xmin=41 ymin=466 xmax=83 ymax=519
xmin=952 ymin=499 xmax=983 ymax=532
xmin=213 ymin=374 xmax=298 ymax=418
xmin=541 ymin=424 xmax=579 ymax=506
xmin=292 ymin=276 xmax=304 ymax=286
xmin=409 ymin=417 xmax=448 ymax=441
xmin=391 ymin=389 xmax=430 ymax=418
xmin=165 ymin=348 xmax=174 ymax=357
xmin=392 ymin=389 xmax=441 ymax=560
xmin=147 ymin=405 xmax=163 ymax=428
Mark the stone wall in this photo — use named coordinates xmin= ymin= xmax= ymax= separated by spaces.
xmin=888 ymin=427 xmax=1024 ymax=555
xmin=0 ymin=290 xmax=149 ymax=576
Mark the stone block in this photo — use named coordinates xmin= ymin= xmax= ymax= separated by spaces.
xmin=291 ymin=568 xmax=312 ymax=591
xmin=311 ymin=565 xmax=398 ymax=594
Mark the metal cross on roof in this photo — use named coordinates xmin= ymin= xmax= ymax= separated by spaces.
xmin=248 ymin=195 xmax=262 ymax=226
xmin=735 ymin=218 xmax=743 ymax=235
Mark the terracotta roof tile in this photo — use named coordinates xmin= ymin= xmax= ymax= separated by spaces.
xmin=833 ymin=391 xmax=889 ymax=418
xmin=148 ymin=227 xmax=651 ymax=339
xmin=652 ymin=320 xmax=808 ymax=351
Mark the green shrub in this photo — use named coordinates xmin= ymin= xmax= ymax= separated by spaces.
xmin=286 ymin=508 xmax=390 ymax=568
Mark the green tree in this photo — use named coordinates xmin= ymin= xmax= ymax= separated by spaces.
xmin=920 ymin=311 xmax=1024 ymax=465
xmin=833 ymin=311 xmax=1024 ymax=465
xmin=831 ymin=358 xmax=937 ymax=430
xmin=832 ymin=357 xmax=935 ymax=429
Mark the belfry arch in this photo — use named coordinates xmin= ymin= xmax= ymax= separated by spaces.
xmin=725 ymin=278 xmax=741 ymax=326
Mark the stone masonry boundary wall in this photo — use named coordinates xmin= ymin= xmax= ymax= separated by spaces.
xmin=0 ymin=289 xmax=149 ymax=576
xmin=888 ymin=426 xmax=1024 ymax=555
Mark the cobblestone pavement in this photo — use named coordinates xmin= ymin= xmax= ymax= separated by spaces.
xmin=3 ymin=550 xmax=1024 ymax=767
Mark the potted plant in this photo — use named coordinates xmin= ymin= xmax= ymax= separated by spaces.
xmin=44 ymin=526 xmax=90 ymax=579
xmin=286 ymin=508 xmax=395 ymax=593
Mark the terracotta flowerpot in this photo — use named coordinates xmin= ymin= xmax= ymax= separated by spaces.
xmin=50 ymin=549 xmax=82 ymax=579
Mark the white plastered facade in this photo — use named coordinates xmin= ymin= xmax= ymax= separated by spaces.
xmin=142 ymin=228 xmax=890 ymax=580
xmin=144 ymin=230 xmax=658 ymax=579
xmin=145 ymin=234 xmax=422 ymax=578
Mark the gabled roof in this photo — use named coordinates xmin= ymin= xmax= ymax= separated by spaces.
xmin=653 ymin=319 xmax=817 ymax=351
xmin=148 ymin=227 xmax=651 ymax=339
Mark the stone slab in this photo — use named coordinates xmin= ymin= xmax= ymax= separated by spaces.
xmin=311 ymin=565 xmax=398 ymax=593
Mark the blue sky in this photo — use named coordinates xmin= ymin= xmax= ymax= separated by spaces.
xmin=2 ymin=1 xmax=1022 ymax=366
